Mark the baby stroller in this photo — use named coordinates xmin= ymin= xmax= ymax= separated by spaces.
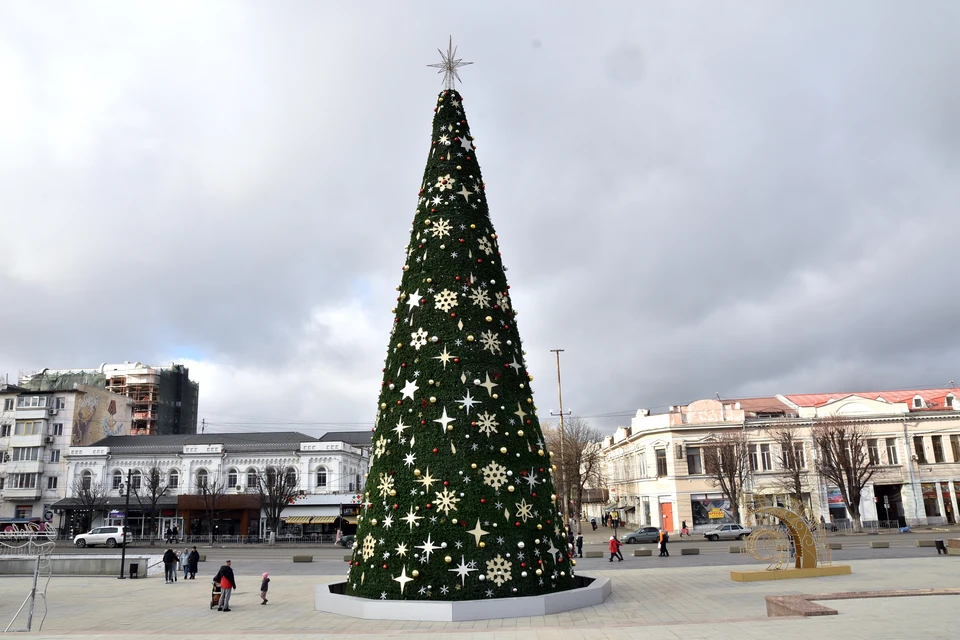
xmin=210 ymin=581 xmax=222 ymax=609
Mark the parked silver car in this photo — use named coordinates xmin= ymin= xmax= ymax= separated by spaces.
xmin=702 ymin=524 xmax=752 ymax=541
xmin=623 ymin=526 xmax=661 ymax=544
xmin=73 ymin=526 xmax=126 ymax=548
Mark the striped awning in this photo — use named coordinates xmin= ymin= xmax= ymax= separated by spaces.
xmin=283 ymin=516 xmax=312 ymax=524
xmin=342 ymin=517 xmax=358 ymax=525
xmin=311 ymin=516 xmax=337 ymax=524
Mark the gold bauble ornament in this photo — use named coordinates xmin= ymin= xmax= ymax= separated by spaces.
xmin=444 ymin=556 xmax=452 ymax=564
xmin=517 ymin=430 xmax=524 ymax=437
xmin=414 ymin=469 xmax=422 ymax=477
xmin=412 ymin=570 xmax=419 ymax=578
xmin=479 ymin=541 xmax=486 ymax=548
xmin=507 ymin=485 xmax=515 ymax=493
xmin=500 ymin=447 xmax=507 ymax=454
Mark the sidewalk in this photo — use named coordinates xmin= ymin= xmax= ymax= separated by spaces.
xmin=0 ymin=556 xmax=956 ymax=638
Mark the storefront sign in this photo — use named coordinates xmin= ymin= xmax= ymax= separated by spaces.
xmin=708 ymin=508 xmax=725 ymax=519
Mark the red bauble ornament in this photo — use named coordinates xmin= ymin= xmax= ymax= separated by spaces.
xmin=515 ymin=522 xmax=521 ymax=527
xmin=383 ymin=564 xmax=388 ymax=569
xmin=480 ymin=498 xmax=486 ymax=504
xmin=426 ymin=503 xmax=432 ymax=509
xmin=443 ymin=480 xmax=449 ymax=486
xmin=393 ymin=504 xmax=399 ymax=509
xmin=432 ymin=447 xmax=439 ymax=454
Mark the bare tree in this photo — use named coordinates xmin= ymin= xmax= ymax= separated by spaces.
xmin=544 ymin=418 xmax=606 ymax=534
xmin=133 ymin=465 xmax=169 ymax=545
xmin=254 ymin=465 xmax=302 ymax=544
xmin=702 ymin=431 xmax=750 ymax=525
xmin=71 ymin=477 xmax=108 ymax=533
xmin=197 ymin=472 xmax=227 ymax=543
xmin=813 ymin=416 xmax=876 ymax=531
xmin=768 ymin=423 xmax=809 ymax=509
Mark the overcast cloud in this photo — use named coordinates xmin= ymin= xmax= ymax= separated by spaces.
xmin=1 ymin=1 xmax=958 ymax=435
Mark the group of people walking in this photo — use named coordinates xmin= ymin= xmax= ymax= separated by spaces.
xmin=162 ymin=546 xmax=201 ymax=583
xmin=608 ymin=528 xmax=672 ymax=561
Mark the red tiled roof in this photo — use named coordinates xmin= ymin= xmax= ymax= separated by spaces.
xmin=783 ymin=388 xmax=959 ymax=410
xmin=727 ymin=397 xmax=795 ymax=415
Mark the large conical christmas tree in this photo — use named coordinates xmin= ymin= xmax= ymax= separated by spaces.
xmin=347 ymin=43 xmax=576 ymax=602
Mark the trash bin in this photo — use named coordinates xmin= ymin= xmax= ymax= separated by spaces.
xmin=129 ymin=563 xmax=139 ymax=578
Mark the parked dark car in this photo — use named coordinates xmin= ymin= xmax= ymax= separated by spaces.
xmin=623 ymin=527 xmax=661 ymax=544
xmin=337 ymin=534 xmax=355 ymax=548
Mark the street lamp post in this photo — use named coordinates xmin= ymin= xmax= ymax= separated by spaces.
xmin=550 ymin=349 xmax=571 ymax=533
xmin=118 ymin=469 xmax=131 ymax=579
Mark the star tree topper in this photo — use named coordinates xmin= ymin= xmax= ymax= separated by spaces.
xmin=428 ymin=36 xmax=473 ymax=90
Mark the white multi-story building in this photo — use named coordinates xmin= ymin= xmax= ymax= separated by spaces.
xmin=599 ymin=387 xmax=960 ymax=532
xmin=54 ymin=431 xmax=369 ymax=539
xmin=0 ymin=382 xmax=133 ymax=527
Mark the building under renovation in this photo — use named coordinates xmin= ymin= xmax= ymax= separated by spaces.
xmin=18 ymin=362 xmax=199 ymax=435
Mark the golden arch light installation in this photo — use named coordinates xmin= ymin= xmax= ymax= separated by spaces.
xmin=745 ymin=505 xmax=832 ymax=571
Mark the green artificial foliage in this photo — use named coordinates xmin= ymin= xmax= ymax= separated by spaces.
xmin=347 ymin=90 xmax=577 ymax=601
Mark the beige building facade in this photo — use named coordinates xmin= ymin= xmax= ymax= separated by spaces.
xmin=599 ymin=388 xmax=960 ymax=532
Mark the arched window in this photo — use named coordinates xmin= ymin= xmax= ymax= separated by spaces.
xmin=81 ymin=470 xmax=93 ymax=490
xmin=112 ymin=470 xmax=123 ymax=491
xmin=285 ymin=467 xmax=298 ymax=487
xmin=316 ymin=467 xmax=327 ymax=488
xmin=246 ymin=468 xmax=257 ymax=488
xmin=266 ymin=467 xmax=277 ymax=486
xmin=131 ymin=470 xmax=142 ymax=492
xmin=197 ymin=469 xmax=208 ymax=489
xmin=168 ymin=469 xmax=180 ymax=489
xmin=227 ymin=468 xmax=239 ymax=488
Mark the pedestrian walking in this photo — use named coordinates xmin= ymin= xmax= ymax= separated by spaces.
xmin=575 ymin=533 xmax=584 ymax=558
xmin=658 ymin=529 xmax=670 ymax=557
xmin=181 ymin=546 xmax=191 ymax=580
xmin=213 ymin=560 xmax=237 ymax=611
xmin=260 ymin=572 xmax=270 ymax=605
xmin=681 ymin=520 xmax=689 ymax=537
xmin=164 ymin=526 xmax=172 ymax=544
xmin=335 ymin=529 xmax=342 ymax=546
xmin=590 ymin=517 xmax=597 ymax=531
xmin=172 ymin=525 xmax=179 ymax=542
xmin=162 ymin=548 xmax=178 ymax=583
xmin=608 ymin=536 xmax=623 ymax=562
xmin=187 ymin=546 xmax=200 ymax=579
xmin=566 ymin=529 xmax=575 ymax=553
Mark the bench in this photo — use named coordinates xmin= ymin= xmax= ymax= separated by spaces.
xmin=917 ymin=540 xmax=936 ymax=547
xmin=869 ymin=541 xmax=889 ymax=549
xmin=343 ymin=555 xmax=353 ymax=562
xmin=681 ymin=548 xmax=699 ymax=555
xmin=632 ymin=549 xmax=652 ymax=557
xmin=292 ymin=555 xmax=313 ymax=563
xmin=584 ymin=551 xmax=604 ymax=558
xmin=729 ymin=546 xmax=744 ymax=554
xmin=827 ymin=543 xmax=841 ymax=550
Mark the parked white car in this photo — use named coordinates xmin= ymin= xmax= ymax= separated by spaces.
xmin=73 ymin=526 xmax=126 ymax=548
xmin=702 ymin=524 xmax=752 ymax=541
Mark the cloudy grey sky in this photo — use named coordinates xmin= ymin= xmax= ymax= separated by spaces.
xmin=2 ymin=1 xmax=958 ymax=435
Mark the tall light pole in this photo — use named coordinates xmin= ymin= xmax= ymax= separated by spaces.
xmin=550 ymin=349 xmax=571 ymax=533
xmin=117 ymin=469 xmax=131 ymax=579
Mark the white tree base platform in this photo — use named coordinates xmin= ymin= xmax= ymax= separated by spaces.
xmin=315 ymin=575 xmax=611 ymax=622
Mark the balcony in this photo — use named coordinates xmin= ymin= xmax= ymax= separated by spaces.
xmin=2 ymin=486 xmax=42 ymax=501
xmin=10 ymin=433 xmax=45 ymax=448
xmin=6 ymin=460 xmax=44 ymax=474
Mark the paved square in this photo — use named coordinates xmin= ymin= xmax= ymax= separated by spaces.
xmin=0 ymin=556 xmax=956 ymax=638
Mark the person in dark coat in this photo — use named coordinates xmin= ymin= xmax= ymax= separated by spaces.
xmin=187 ymin=546 xmax=200 ymax=579
xmin=213 ymin=560 xmax=237 ymax=611
xmin=162 ymin=548 xmax=178 ymax=583
xmin=575 ymin=533 xmax=584 ymax=558
xmin=658 ymin=529 xmax=670 ymax=557
xmin=260 ymin=572 xmax=270 ymax=605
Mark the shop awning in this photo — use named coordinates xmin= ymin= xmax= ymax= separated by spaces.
xmin=311 ymin=516 xmax=337 ymax=524
xmin=283 ymin=516 xmax=312 ymax=524
xmin=342 ymin=517 xmax=358 ymax=525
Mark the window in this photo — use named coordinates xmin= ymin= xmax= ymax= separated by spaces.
xmin=932 ymin=436 xmax=945 ymax=463
xmin=285 ymin=467 xmax=297 ymax=487
xmin=952 ymin=435 xmax=960 ymax=463
xmin=51 ymin=423 xmax=63 ymax=436
xmin=748 ymin=445 xmax=759 ymax=471
xmin=913 ymin=436 xmax=926 ymax=463
xmin=637 ymin=450 xmax=648 ymax=478
xmin=0 ymin=477 xmax=4 ymax=489
xmin=3 ymin=399 xmax=13 ymax=411
xmin=16 ymin=396 xmax=47 ymax=408
xmin=793 ymin=443 xmax=806 ymax=469
xmin=227 ymin=468 xmax=239 ymax=488
xmin=947 ymin=395 xmax=955 ymax=409
xmin=655 ymin=449 xmax=668 ymax=477
xmin=55 ymin=397 xmax=66 ymax=410
xmin=130 ymin=470 xmax=142 ymax=492
xmin=868 ymin=439 xmax=880 ymax=465
xmin=886 ymin=438 xmax=899 ymax=465
xmin=196 ymin=469 xmax=208 ymax=489
xmin=12 ymin=447 xmax=41 ymax=461
xmin=112 ymin=471 xmax=123 ymax=491
xmin=13 ymin=473 xmax=38 ymax=489
xmin=247 ymin=469 xmax=257 ymax=488
xmin=14 ymin=421 xmax=42 ymax=435
xmin=169 ymin=469 xmax=180 ymax=488
xmin=81 ymin=470 xmax=92 ymax=490
xmin=1 ymin=424 xmax=9 ymax=437
xmin=760 ymin=444 xmax=772 ymax=471
xmin=914 ymin=397 xmax=923 ymax=408
xmin=14 ymin=505 xmax=32 ymax=518
xmin=46 ymin=476 xmax=58 ymax=490
xmin=316 ymin=467 xmax=328 ymax=488
xmin=686 ymin=447 xmax=702 ymax=475
xmin=49 ymin=449 xmax=61 ymax=463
